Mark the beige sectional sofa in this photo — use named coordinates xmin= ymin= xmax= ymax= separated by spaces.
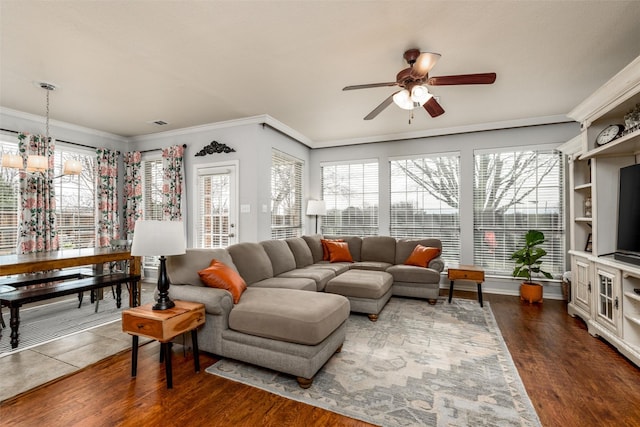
xmin=166 ymin=234 xmax=444 ymax=387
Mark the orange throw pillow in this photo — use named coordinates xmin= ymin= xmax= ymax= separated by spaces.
xmin=404 ymin=245 xmax=441 ymax=268
xmin=321 ymin=238 xmax=344 ymax=261
xmin=325 ymin=241 xmax=354 ymax=263
xmin=198 ymin=259 xmax=247 ymax=304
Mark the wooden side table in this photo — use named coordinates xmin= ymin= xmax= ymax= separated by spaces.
xmin=122 ymin=300 xmax=205 ymax=389
xmin=447 ymin=265 xmax=485 ymax=307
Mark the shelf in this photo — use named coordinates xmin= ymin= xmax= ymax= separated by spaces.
xmin=624 ymin=291 xmax=640 ymax=303
xmin=574 ymin=183 xmax=592 ymax=191
xmin=581 ymin=128 xmax=640 ymax=159
xmin=625 ymin=314 xmax=640 ymax=328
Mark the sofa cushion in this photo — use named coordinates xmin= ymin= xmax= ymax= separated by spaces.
xmin=228 ymin=288 xmax=350 ymax=346
xmin=361 ymin=236 xmax=396 ymax=264
xmin=260 ymin=240 xmax=297 ymax=276
xmin=325 ymin=241 xmax=354 ymax=263
xmin=250 ymin=277 xmax=317 ymax=291
xmin=404 ymin=245 xmax=441 ymax=268
xmin=286 ymin=237 xmax=314 ymax=268
xmin=302 ymin=234 xmax=324 ymax=263
xmin=320 ymin=238 xmax=344 ymax=260
xmin=198 ymin=259 xmax=247 ymax=303
xmin=167 ymin=248 xmax=237 ymax=287
xmin=351 ymin=261 xmax=392 ymax=271
xmin=386 ymin=264 xmax=441 ymax=283
xmin=227 ymin=242 xmax=274 ymax=285
xmin=278 ymin=268 xmax=335 ymax=291
xmin=395 ymin=238 xmax=442 ymax=265
xmin=325 ymin=270 xmax=393 ymax=299
xmin=305 ymin=262 xmax=351 ymax=275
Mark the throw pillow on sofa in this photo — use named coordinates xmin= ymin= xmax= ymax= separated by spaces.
xmin=321 ymin=238 xmax=344 ymax=260
xmin=198 ymin=259 xmax=247 ymax=303
xmin=325 ymin=240 xmax=354 ymax=263
xmin=404 ymin=245 xmax=441 ymax=268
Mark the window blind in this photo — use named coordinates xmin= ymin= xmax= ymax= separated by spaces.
xmin=0 ymin=141 xmax=19 ymax=254
xmin=197 ymin=171 xmax=230 ymax=248
xmin=321 ymin=160 xmax=379 ymax=236
xmin=390 ymin=153 xmax=460 ymax=265
xmin=271 ymin=150 xmax=303 ymax=239
xmin=473 ymin=148 xmax=565 ymax=277
xmin=142 ymin=158 xmax=163 ymax=268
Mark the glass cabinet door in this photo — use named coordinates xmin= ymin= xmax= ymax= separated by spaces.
xmin=595 ymin=265 xmax=620 ymax=334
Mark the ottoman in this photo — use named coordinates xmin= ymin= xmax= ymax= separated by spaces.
xmin=325 ymin=269 xmax=393 ymax=321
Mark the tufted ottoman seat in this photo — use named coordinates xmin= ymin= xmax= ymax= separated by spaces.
xmin=325 ymin=269 xmax=393 ymax=321
xmin=223 ymin=287 xmax=350 ymax=388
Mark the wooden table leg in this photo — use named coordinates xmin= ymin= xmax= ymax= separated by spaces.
xmin=448 ymin=280 xmax=454 ymax=303
xmin=131 ymin=335 xmax=139 ymax=377
xmin=477 ymin=282 xmax=484 ymax=307
xmin=164 ymin=342 xmax=173 ymax=389
xmin=116 ymin=284 xmax=122 ymax=308
xmin=9 ymin=305 xmax=20 ymax=349
xmin=192 ymin=329 xmax=200 ymax=373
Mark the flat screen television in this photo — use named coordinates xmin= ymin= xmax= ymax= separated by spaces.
xmin=615 ymin=163 xmax=640 ymax=266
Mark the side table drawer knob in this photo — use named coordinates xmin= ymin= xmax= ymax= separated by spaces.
xmin=137 ymin=323 xmax=145 ymax=329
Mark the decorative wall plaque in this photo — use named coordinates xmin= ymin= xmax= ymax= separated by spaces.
xmin=195 ymin=140 xmax=236 ymax=157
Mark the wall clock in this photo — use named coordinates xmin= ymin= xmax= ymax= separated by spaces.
xmin=595 ymin=124 xmax=625 ymax=146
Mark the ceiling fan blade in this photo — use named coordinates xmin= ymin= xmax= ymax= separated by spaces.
xmin=427 ymin=73 xmax=497 ymax=86
xmin=410 ymin=52 xmax=441 ymax=79
xmin=343 ymin=82 xmax=397 ymax=91
xmin=364 ymin=93 xmax=396 ymax=120
xmin=423 ymin=97 xmax=445 ymax=118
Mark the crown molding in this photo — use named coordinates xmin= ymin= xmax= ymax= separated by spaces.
xmin=0 ymin=106 xmax=127 ymax=143
xmin=129 ymin=114 xmax=314 ymax=147
xmin=312 ymin=114 xmax=574 ymax=148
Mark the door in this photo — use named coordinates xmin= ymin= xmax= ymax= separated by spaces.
xmin=195 ymin=162 xmax=238 ymax=248
xmin=572 ymin=256 xmax=592 ymax=316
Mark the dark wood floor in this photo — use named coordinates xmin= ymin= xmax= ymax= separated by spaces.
xmin=2 ymin=291 xmax=640 ymax=426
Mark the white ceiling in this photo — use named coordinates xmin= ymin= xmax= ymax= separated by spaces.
xmin=1 ymin=1 xmax=640 ymax=148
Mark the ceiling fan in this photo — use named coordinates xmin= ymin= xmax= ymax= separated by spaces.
xmin=343 ymin=48 xmax=496 ymax=120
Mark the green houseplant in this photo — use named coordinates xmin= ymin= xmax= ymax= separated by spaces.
xmin=511 ymin=230 xmax=553 ymax=303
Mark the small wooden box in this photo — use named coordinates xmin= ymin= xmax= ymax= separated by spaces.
xmin=122 ymin=300 xmax=205 ymax=342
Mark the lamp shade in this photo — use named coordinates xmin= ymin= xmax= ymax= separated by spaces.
xmin=26 ymin=155 xmax=48 ymax=173
xmin=306 ymin=200 xmax=327 ymax=216
xmin=63 ymin=159 xmax=82 ymax=175
xmin=130 ymin=220 xmax=186 ymax=257
xmin=392 ymin=89 xmax=414 ymax=110
xmin=2 ymin=153 xmax=23 ymax=169
xmin=411 ymin=85 xmax=432 ymax=105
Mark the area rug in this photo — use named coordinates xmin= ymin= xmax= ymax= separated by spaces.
xmin=0 ymin=284 xmax=154 ymax=356
xmin=206 ymin=297 xmax=541 ymax=426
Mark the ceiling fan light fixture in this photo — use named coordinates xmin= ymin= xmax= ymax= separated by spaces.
xmin=411 ymin=85 xmax=432 ymax=105
xmin=393 ymin=89 xmax=414 ymax=110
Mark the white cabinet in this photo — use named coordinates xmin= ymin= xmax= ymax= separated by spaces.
xmin=559 ymin=54 xmax=640 ymax=367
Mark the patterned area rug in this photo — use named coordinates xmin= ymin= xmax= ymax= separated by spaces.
xmin=0 ymin=285 xmax=154 ymax=356
xmin=206 ymin=297 xmax=541 ymax=426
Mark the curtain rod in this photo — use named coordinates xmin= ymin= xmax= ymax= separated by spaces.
xmin=0 ymin=127 xmax=98 ymax=150
xmin=139 ymin=143 xmax=187 ymax=154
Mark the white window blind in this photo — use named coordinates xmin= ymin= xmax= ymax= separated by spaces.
xmin=321 ymin=160 xmax=379 ymax=236
xmin=0 ymin=140 xmax=20 ymax=254
xmin=390 ymin=154 xmax=460 ymax=265
xmin=473 ymin=147 xmax=565 ymax=277
xmin=197 ymin=170 xmax=230 ymax=248
xmin=271 ymin=150 xmax=303 ymax=239
xmin=53 ymin=146 xmax=95 ymax=249
xmin=142 ymin=158 xmax=163 ymax=268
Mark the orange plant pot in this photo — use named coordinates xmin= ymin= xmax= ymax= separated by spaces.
xmin=520 ymin=282 xmax=543 ymax=304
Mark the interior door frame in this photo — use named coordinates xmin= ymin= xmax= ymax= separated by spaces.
xmin=192 ymin=159 xmax=239 ymax=248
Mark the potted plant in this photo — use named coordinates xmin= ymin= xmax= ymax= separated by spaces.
xmin=511 ymin=230 xmax=553 ymax=304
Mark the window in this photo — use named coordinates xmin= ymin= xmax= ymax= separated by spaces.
xmin=53 ymin=146 xmax=95 ymax=249
xmin=0 ymin=140 xmax=19 ymax=254
xmin=271 ymin=150 xmax=303 ymax=239
xmin=141 ymin=158 xmax=163 ymax=268
xmin=390 ymin=153 xmax=460 ymax=265
xmin=321 ymin=160 xmax=378 ymax=236
xmin=473 ymin=147 xmax=565 ymax=277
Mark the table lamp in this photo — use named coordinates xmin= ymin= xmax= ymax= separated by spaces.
xmin=306 ymin=200 xmax=326 ymax=234
xmin=131 ymin=220 xmax=186 ymax=310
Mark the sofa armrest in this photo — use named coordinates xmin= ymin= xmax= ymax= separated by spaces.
xmin=428 ymin=256 xmax=445 ymax=273
xmin=169 ymin=285 xmax=234 ymax=315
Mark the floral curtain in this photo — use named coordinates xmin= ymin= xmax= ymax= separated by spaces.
xmin=16 ymin=133 xmax=59 ymax=254
xmin=162 ymin=145 xmax=184 ymax=220
xmin=96 ymin=148 xmax=120 ymax=247
xmin=123 ymin=151 xmax=142 ymax=237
